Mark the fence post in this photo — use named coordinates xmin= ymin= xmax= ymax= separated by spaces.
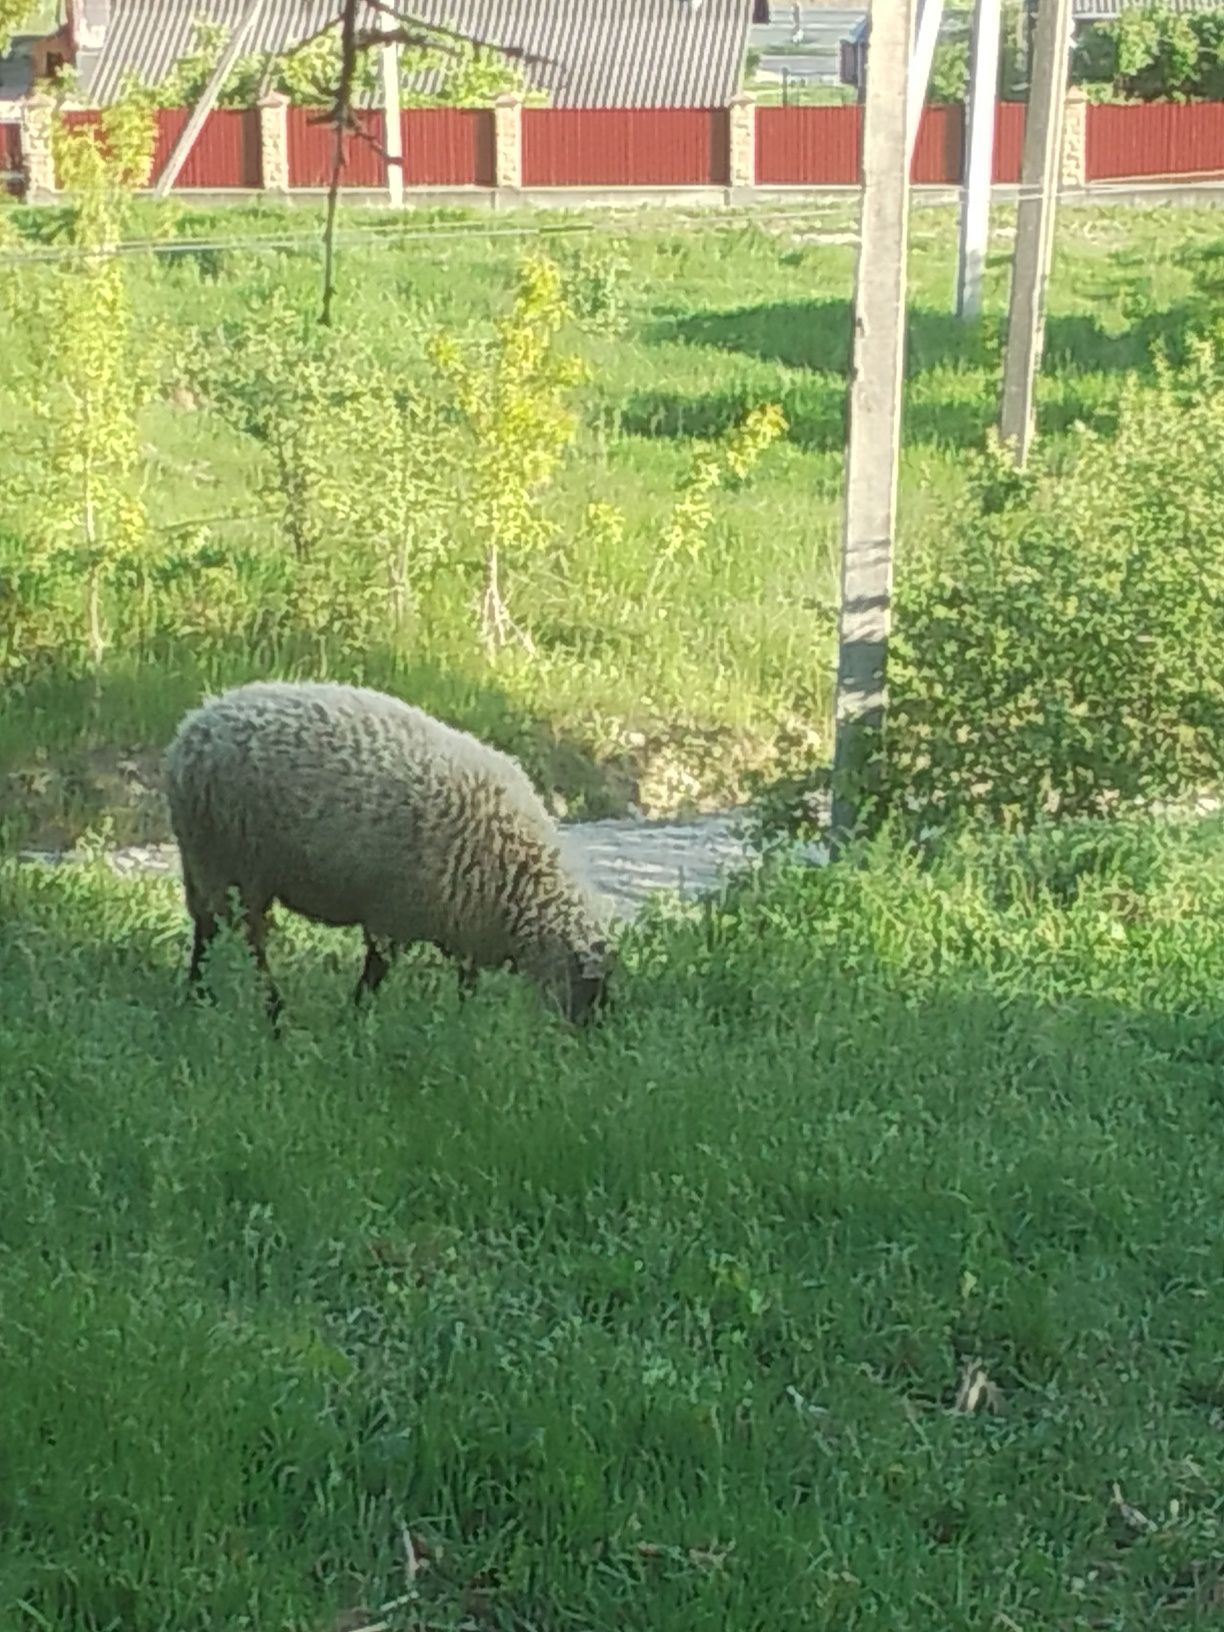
xmin=20 ymin=94 xmax=56 ymax=200
xmin=259 ymin=92 xmax=289 ymax=194
xmin=1061 ymin=85 xmax=1087 ymax=189
xmin=493 ymin=93 xmax=523 ymax=202
xmin=727 ymin=91 xmax=756 ymax=202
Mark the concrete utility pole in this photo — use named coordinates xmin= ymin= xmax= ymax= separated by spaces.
xmin=998 ymin=0 xmax=1072 ymax=464
xmin=154 ymin=0 xmax=269 ymax=197
xmin=830 ymin=0 xmax=914 ymax=848
xmin=955 ymin=0 xmax=1002 ymax=318
xmin=381 ymin=39 xmax=403 ymax=207
xmin=905 ymin=0 xmax=945 ymax=165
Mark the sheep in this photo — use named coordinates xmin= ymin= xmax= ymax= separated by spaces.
xmin=163 ymin=680 xmax=614 ymax=1025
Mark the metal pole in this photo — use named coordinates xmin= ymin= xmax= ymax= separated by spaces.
xmin=381 ymin=39 xmax=403 ymax=207
xmin=830 ymin=0 xmax=914 ymax=849
xmin=153 ymin=0 xmax=268 ymax=198
xmin=998 ymin=0 xmax=1072 ymax=464
xmin=955 ymin=0 xmax=1002 ymax=318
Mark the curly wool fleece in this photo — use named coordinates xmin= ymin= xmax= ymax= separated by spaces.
xmin=164 ymin=680 xmax=613 ymax=1021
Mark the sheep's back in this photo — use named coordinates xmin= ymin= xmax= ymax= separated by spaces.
xmin=164 ymin=681 xmax=565 ymax=947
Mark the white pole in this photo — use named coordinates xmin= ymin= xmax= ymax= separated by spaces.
xmin=381 ymin=39 xmax=403 ymax=208
xmin=955 ymin=0 xmax=1002 ymax=317
xmin=830 ymin=0 xmax=914 ymax=848
xmin=999 ymin=0 xmax=1072 ymax=464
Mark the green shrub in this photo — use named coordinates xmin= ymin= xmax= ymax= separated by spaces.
xmin=878 ymin=338 xmax=1224 ymax=835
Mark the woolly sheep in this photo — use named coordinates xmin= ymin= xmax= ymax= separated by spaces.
xmin=163 ymin=680 xmax=614 ymax=1024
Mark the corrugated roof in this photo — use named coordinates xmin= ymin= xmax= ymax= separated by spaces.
xmin=82 ymin=0 xmax=753 ymax=107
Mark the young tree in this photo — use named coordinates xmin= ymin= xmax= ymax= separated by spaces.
xmin=26 ymin=99 xmax=155 ymax=670
xmin=428 ymin=253 xmax=586 ymax=653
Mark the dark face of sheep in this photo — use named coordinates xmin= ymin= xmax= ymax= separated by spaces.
xmin=561 ymin=940 xmax=613 ymax=1026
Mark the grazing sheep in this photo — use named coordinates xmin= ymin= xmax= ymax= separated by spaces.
xmin=163 ymin=680 xmax=613 ymax=1024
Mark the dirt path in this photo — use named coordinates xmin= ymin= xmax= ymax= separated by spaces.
xmin=16 ymin=810 xmax=828 ymax=918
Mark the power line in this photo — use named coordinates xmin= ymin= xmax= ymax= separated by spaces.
xmin=0 ymin=204 xmax=863 ymax=267
xmin=0 ymin=176 xmax=1218 ymax=268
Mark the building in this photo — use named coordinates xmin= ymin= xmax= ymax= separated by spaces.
xmin=31 ymin=0 xmax=753 ymax=107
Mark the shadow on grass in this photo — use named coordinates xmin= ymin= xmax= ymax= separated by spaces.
xmin=649 ymin=297 xmax=1202 ymax=379
xmin=624 ymin=297 xmax=1207 ymax=452
xmin=0 ymin=640 xmax=641 ymax=851
xmin=616 ymin=377 xmax=1112 ymax=454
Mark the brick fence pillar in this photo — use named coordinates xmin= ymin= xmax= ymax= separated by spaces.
xmin=727 ymin=91 xmax=756 ymax=201
xmin=259 ymin=92 xmax=289 ymax=194
xmin=20 ymin=94 xmax=56 ymax=200
xmin=1061 ymin=86 xmax=1088 ymax=189
xmin=494 ymin=92 xmax=522 ymax=201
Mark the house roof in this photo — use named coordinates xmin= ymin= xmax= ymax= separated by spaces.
xmin=79 ymin=0 xmax=754 ymax=107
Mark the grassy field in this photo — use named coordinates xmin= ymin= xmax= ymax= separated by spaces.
xmin=2 ymin=816 xmax=1224 ymax=1629
xmin=2 ymin=198 xmax=1224 ymax=849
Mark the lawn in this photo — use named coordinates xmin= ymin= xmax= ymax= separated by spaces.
xmin=2 ymin=816 xmax=1223 ymax=1628
xmin=2 ymin=197 xmax=1223 ymax=849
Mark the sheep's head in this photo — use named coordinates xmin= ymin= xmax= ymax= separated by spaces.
xmin=562 ymin=938 xmax=614 ymax=1026
xmin=525 ymin=936 xmax=614 ymax=1025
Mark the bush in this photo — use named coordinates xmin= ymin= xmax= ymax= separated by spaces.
xmin=877 ymin=338 xmax=1224 ymax=835
xmin=1072 ymin=5 xmax=1224 ymax=102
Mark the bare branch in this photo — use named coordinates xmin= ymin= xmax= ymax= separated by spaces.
xmin=362 ymin=0 xmax=555 ymax=66
xmin=315 ymin=0 xmax=551 ymax=324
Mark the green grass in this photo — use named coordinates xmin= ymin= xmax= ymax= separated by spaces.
xmin=3 ymin=199 xmax=1224 ymax=846
xmin=3 ymin=816 xmax=1224 ymax=1628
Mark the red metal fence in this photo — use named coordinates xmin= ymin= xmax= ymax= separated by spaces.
xmin=522 ymin=107 xmax=729 ymax=186
xmin=756 ymin=106 xmax=862 ymax=184
xmin=287 ymin=107 xmax=384 ymax=187
xmin=150 ymin=108 xmax=260 ymax=188
xmin=400 ymin=107 xmax=494 ymax=186
xmin=1086 ymin=100 xmax=1224 ymax=179
xmin=757 ymin=102 xmax=1026 ymax=186
xmin=911 ymin=105 xmax=963 ymax=184
xmin=60 ymin=106 xmax=260 ymax=187
xmin=28 ymin=100 xmax=1224 ymax=195
xmin=992 ymin=102 xmax=1027 ymax=183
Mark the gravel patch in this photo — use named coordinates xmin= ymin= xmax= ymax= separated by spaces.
xmin=16 ymin=809 xmax=828 ymax=918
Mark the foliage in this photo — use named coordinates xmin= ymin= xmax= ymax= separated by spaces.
xmin=5 ymin=817 xmax=1224 ymax=1626
xmin=928 ymin=36 xmax=969 ymax=104
xmin=405 ymin=31 xmax=544 ymax=109
xmin=661 ymin=403 xmax=787 ymax=564
xmin=1 ymin=198 xmax=1216 ymax=844
xmin=428 ymin=252 xmax=588 ymax=651
xmin=558 ymin=236 xmax=632 ymax=336
xmin=0 ymin=0 xmax=34 ymax=56
xmin=877 ymin=337 xmax=1224 ymax=836
xmin=198 ymin=287 xmax=453 ymax=647
xmin=136 ymin=15 xmax=540 ymax=110
xmin=0 ymin=100 xmax=155 ymax=680
xmin=1073 ymin=4 xmax=1224 ymax=102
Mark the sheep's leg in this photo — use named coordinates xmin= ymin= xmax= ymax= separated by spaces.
xmin=188 ymin=882 xmax=281 ymax=1025
xmin=456 ymin=960 xmax=479 ymax=999
xmin=354 ymin=935 xmax=397 ymax=1005
xmin=426 ymin=941 xmax=479 ymax=999
xmin=243 ymin=905 xmax=282 ymax=1027
xmin=187 ymin=912 xmax=219 ymax=999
